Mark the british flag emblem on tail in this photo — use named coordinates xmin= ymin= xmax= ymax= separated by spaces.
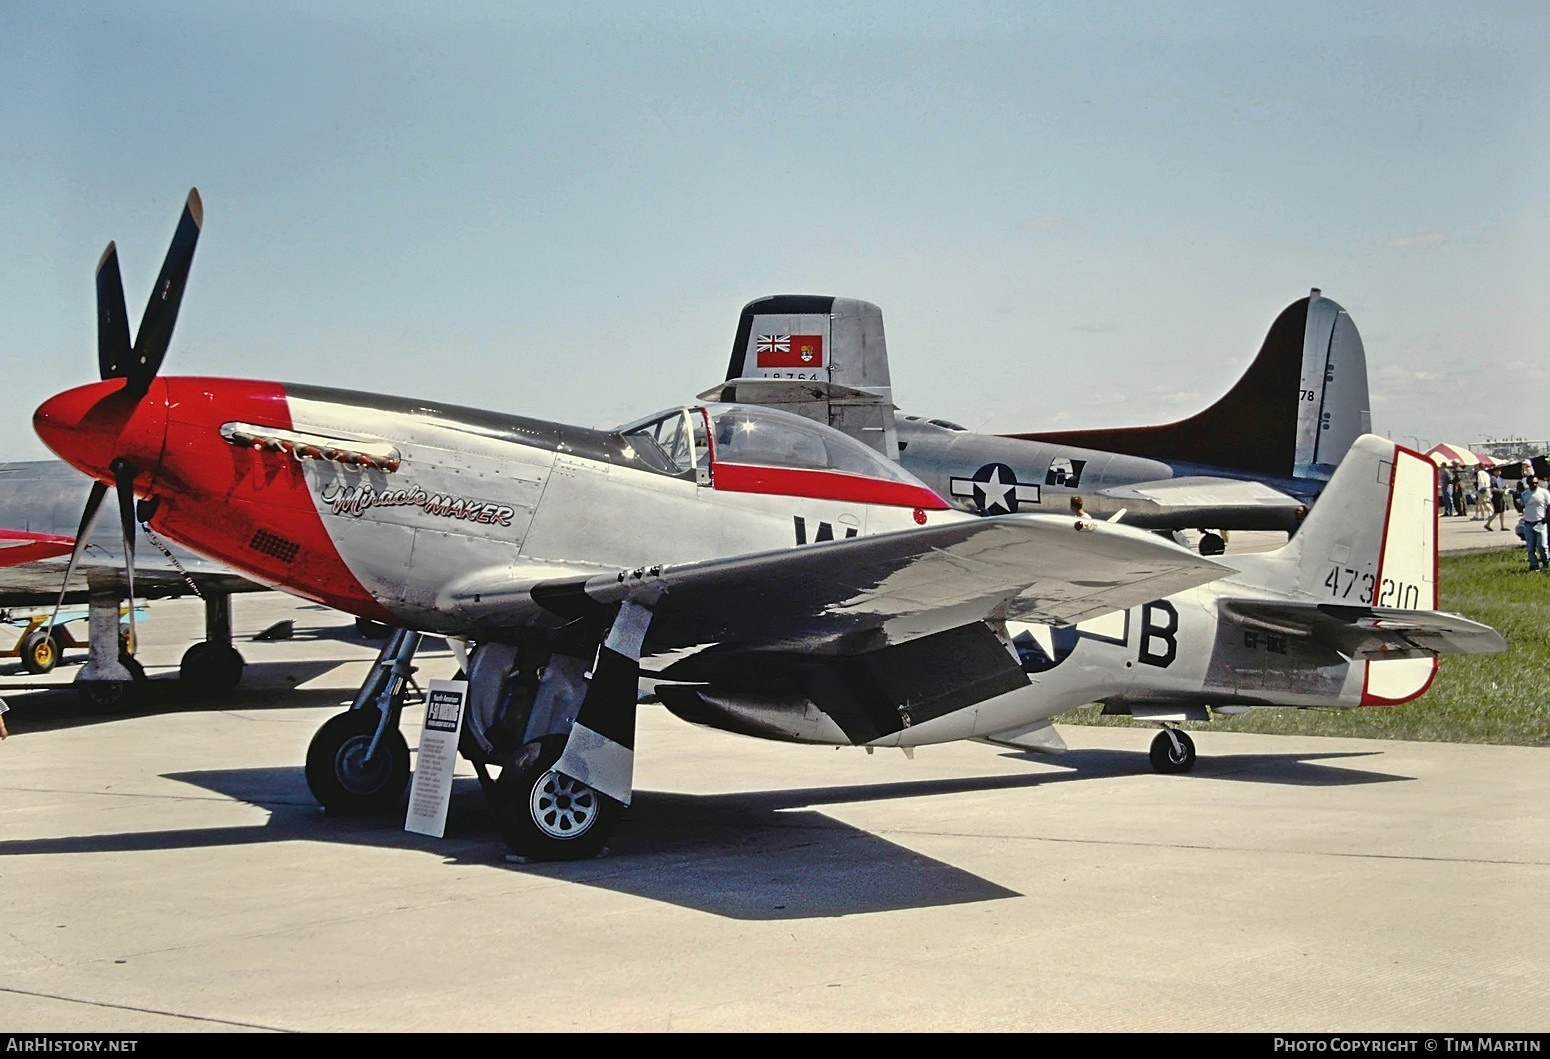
xmin=755 ymin=333 xmax=824 ymax=368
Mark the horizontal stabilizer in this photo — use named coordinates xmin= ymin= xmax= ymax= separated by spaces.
xmin=697 ymin=377 xmax=893 ymax=408
xmin=1094 ymin=476 xmax=1306 ymax=530
xmin=1220 ymin=599 xmax=1507 ymax=660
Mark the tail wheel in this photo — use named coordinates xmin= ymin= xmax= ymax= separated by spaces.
xmin=1149 ymin=729 xmax=1196 ymax=774
xmin=305 ymin=708 xmax=411 ymax=814
xmin=493 ymin=735 xmax=621 ymax=861
xmin=19 ymin=629 xmax=61 ymax=674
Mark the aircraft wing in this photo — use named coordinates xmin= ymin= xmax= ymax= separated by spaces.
xmin=0 ymin=530 xmax=76 ymax=568
xmin=1220 ymin=599 xmax=1507 ymax=659
xmin=0 ymin=548 xmax=262 ymax=607
xmin=443 ymin=515 xmax=1228 ymax=654
xmin=0 ymin=461 xmax=266 ymax=607
xmin=1092 ymin=476 xmax=1307 ymax=530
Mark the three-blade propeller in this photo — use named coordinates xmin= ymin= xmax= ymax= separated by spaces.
xmin=48 ymin=189 xmax=202 ymax=647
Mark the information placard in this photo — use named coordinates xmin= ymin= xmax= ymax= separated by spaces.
xmin=404 ymin=678 xmax=468 ymax=838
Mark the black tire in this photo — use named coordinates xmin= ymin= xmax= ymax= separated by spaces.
xmin=1149 ymin=729 xmax=1197 ymax=774
xmin=305 ymin=709 xmax=411 ymax=814
xmin=493 ymin=735 xmax=622 ymax=861
xmin=76 ymin=653 xmax=149 ymax=712
xmin=19 ymin=628 xmax=61 ymax=675
xmin=179 ymin=641 xmax=247 ymax=696
xmin=1198 ymin=533 xmax=1226 ymax=556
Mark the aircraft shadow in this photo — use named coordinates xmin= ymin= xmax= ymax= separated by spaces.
xmin=0 ymin=677 xmax=359 ymax=734
xmin=1 ymin=767 xmax=1032 ymax=920
xmin=999 ymin=746 xmax=1411 ymax=787
xmin=0 ymin=743 xmax=1412 ymax=918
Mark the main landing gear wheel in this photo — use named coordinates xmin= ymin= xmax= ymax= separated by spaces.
xmin=77 ymin=654 xmax=149 ymax=711
xmin=305 ymin=708 xmax=411 ymax=814
xmin=19 ymin=629 xmax=62 ymax=674
xmin=1149 ymin=729 xmax=1197 ymax=774
xmin=179 ymin=641 xmax=246 ymax=696
xmin=494 ymin=736 xmax=621 ymax=862
xmin=1198 ymin=533 xmax=1226 ymax=556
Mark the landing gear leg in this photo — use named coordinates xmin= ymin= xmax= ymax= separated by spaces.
xmin=178 ymin=590 xmax=246 ymax=696
xmin=1149 ymin=727 xmax=1197 ymax=774
xmin=305 ymin=627 xmax=419 ymax=814
xmin=75 ymin=583 xmax=145 ymax=711
xmin=492 ymin=601 xmax=652 ymax=861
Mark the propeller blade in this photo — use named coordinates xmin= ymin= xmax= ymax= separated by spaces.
xmin=114 ymin=461 xmax=138 ymax=654
xmin=126 ymin=188 xmax=203 ymax=397
xmin=46 ymin=480 xmax=109 ymax=635
xmin=96 ymin=242 xmax=132 ymax=381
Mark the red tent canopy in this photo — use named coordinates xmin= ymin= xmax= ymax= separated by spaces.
xmin=1425 ymin=442 xmax=1490 ymax=466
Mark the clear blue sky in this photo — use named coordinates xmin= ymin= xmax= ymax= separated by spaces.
xmin=4 ymin=1 xmax=1546 ymax=460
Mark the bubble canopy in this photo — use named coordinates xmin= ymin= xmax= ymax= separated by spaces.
xmin=617 ymin=404 xmax=949 ymax=510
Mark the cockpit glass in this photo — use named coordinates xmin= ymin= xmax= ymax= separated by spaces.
xmin=617 ymin=409 xmax=704 ymax=476
xmin=704 ymin=403 xmax=925 ymax=485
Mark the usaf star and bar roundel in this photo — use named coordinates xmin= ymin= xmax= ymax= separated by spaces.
xmin=950 ymin=462 xmax=1042 ymax=514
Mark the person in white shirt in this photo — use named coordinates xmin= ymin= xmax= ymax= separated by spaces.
xmin=1520 ymin=476 xmax=1550 ymax=571
xmin=1475 ymin=466 xmax=1492 ymax=520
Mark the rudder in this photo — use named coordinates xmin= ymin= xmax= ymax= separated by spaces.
xmin=1265 ymin=434 xmax=1439 ymax=703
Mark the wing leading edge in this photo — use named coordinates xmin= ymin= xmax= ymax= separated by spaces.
xmin=0 ymin=529 xmax=76 ymax=568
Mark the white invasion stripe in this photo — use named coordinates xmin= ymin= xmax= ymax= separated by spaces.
xmin=556 ymin=724 xmax=634 ymax=805
xmin=604 ymin=599 xmax=652 ymax=660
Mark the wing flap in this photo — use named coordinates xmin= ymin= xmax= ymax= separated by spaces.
xmin=1221 ymin=599 xmax=1507 ymax=660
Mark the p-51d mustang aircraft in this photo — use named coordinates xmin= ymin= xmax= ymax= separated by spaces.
xmin=34 ymin=192 xmax=1502 ymax=863
xmin=711 ymin=292 xmax=1371 ymax=549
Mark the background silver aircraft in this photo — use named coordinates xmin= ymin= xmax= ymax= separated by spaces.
xmin=0 ymin=459 xmax=262 ymax=703
xmin=708 ymin=290 xmax=1372 ymax=551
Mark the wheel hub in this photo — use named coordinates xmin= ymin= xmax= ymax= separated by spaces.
xmin=530 ymin=770 xmax=598 ymax=839
xmin=336 ymin=735 xmax=393 ymax=796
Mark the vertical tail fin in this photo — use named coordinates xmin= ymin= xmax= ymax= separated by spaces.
xmin=1294 ymin=290 xmax=1373 ymax=479
xmin=712 ymin=295 xmax=899 ymax=458
xmin=1009 ymin=290 xmax=1372 ymax=480
xmin=1262 ymin=434 xmax=1440 ymax=703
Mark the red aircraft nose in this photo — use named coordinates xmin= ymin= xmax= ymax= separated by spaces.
xmin=34 ymin=378 xmax=169 ymax=487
